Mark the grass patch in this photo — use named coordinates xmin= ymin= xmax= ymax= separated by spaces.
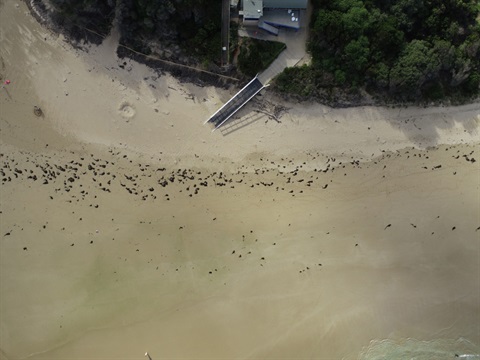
xmin=237 ymin=38 xmax=286 ymax=77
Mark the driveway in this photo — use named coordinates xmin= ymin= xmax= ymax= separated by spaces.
xmin=238 ymin=2 xmax=312 ymax=84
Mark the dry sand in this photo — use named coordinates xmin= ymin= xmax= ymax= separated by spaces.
xmin=1 ymin=0 xmax=479 ymax=359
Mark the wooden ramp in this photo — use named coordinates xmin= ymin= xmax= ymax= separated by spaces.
xmin=205 ymin=75 xmax=268 ymax=131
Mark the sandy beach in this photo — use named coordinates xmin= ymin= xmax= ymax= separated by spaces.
xmin=1 ymin=0 xmax=479 ymax=359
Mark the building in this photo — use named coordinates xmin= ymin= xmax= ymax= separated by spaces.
xmin=242 ymin=0 xmax=308 ymax=30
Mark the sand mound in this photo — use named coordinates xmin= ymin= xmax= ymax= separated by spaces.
xmin=118 ymin=101 xmax=136 ymax=120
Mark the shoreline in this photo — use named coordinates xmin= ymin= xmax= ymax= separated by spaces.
xmin=1 ymin=1 xmax=479 ymax=359
xmin=24 ymin=0 xmax=242 ymax=89
xmin=1 ymin=138 xmax=479 ymax=359
xmin=23 ymin=0 xmax=480 ymax=109
xmin=7 ymin=0 xmax=475 ymax=166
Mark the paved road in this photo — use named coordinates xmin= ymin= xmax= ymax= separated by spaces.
xmin=221 ymin=0 xmax=230 ymax=66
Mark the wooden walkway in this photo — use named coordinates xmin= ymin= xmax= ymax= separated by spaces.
xmin=205 ymin=75 xmax=267 ymax=131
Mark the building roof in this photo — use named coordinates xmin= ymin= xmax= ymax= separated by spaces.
xmin=263 ymin=0 xmax=308 ymax=9
xmin=263 ymin=9 xmax=300 ymax=29
xmin=243 ymin=0 xmax=263 ymax=20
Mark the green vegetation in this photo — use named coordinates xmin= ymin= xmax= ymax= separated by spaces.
xmin=275 ymin=0 xmax=480 ymax=103
xmin=48 ymin=0 xmax=223 ymax=64
xmin=44 ymin=0 xmax=284 ymax=78
xmin=117 ymin=0 xmax=222 ymax=62
xmin=43 ymin=0 xmax=480 ymax=102
xmin=237 ymin=38 xmax=286 ymax=77
xmin=229 ymin=21 xmax=239 ymax=61
xmin=49 ymin=0 xmax=116 ymax=43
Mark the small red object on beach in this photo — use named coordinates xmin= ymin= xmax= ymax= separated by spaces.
xmin=4 ymin=80 xmax=10 ymax=85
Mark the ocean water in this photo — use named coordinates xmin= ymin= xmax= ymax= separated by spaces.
xmin=358 ymin=338 xmax=480 ymax=360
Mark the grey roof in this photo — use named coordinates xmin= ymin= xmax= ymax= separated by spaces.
xmin=263 ymin=9 xmax=300 ymax=29
xmin=243 ymin=0 xmax=263 ymax=19
xmin=263 ymin=0 xmax=307 ymax=9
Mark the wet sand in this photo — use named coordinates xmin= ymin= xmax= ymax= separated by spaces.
xmin=1 ymin=0 xmax=479 ymax=359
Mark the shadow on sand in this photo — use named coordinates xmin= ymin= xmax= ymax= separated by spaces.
xmin=376 ymin=103 xmax=480 ymax=149
xmin=218 ymin=110 xmax=265 ymax=136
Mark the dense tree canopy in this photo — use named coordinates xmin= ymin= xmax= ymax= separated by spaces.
xmin=276 ymin=0 xmax=480 ymax=103
xmin=44 ymin=0 xmax=480 ymax=102
xmin=49 ymin=0 xmax=116 ymax=43
xmin=117 ymin=0 xmax=222 ymax=63
xmin=47 ymin=0 xmax=223 ymax=64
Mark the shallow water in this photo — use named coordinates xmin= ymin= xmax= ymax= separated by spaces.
xmin=359 ymin=337 xmax=480 ymax=360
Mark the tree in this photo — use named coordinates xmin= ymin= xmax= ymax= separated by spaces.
xmin=341 ymin=4 xmax=370 ymax=38
xmin=432 ymin=40 xmax=456 ymax=72
xmin=49 ymin=0 xmax=116 ymax=42
xmin=367 ymin=62 xmax=390 ymax=89
xmin=390 ymin=0 xmax=427 ymax=35
xmin=367 ymin=11 xmax=404 ymax=62
xmin=389 ymin=40 xmax=440 ymax=95
xmin=343 ymin=36 xmax=370 ymax=73
xmin=310 ymin=9 xmax=343 ymax=47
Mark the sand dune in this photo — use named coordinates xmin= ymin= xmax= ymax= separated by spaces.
xmin=1 ymin=1 xmax=479 ymax=359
